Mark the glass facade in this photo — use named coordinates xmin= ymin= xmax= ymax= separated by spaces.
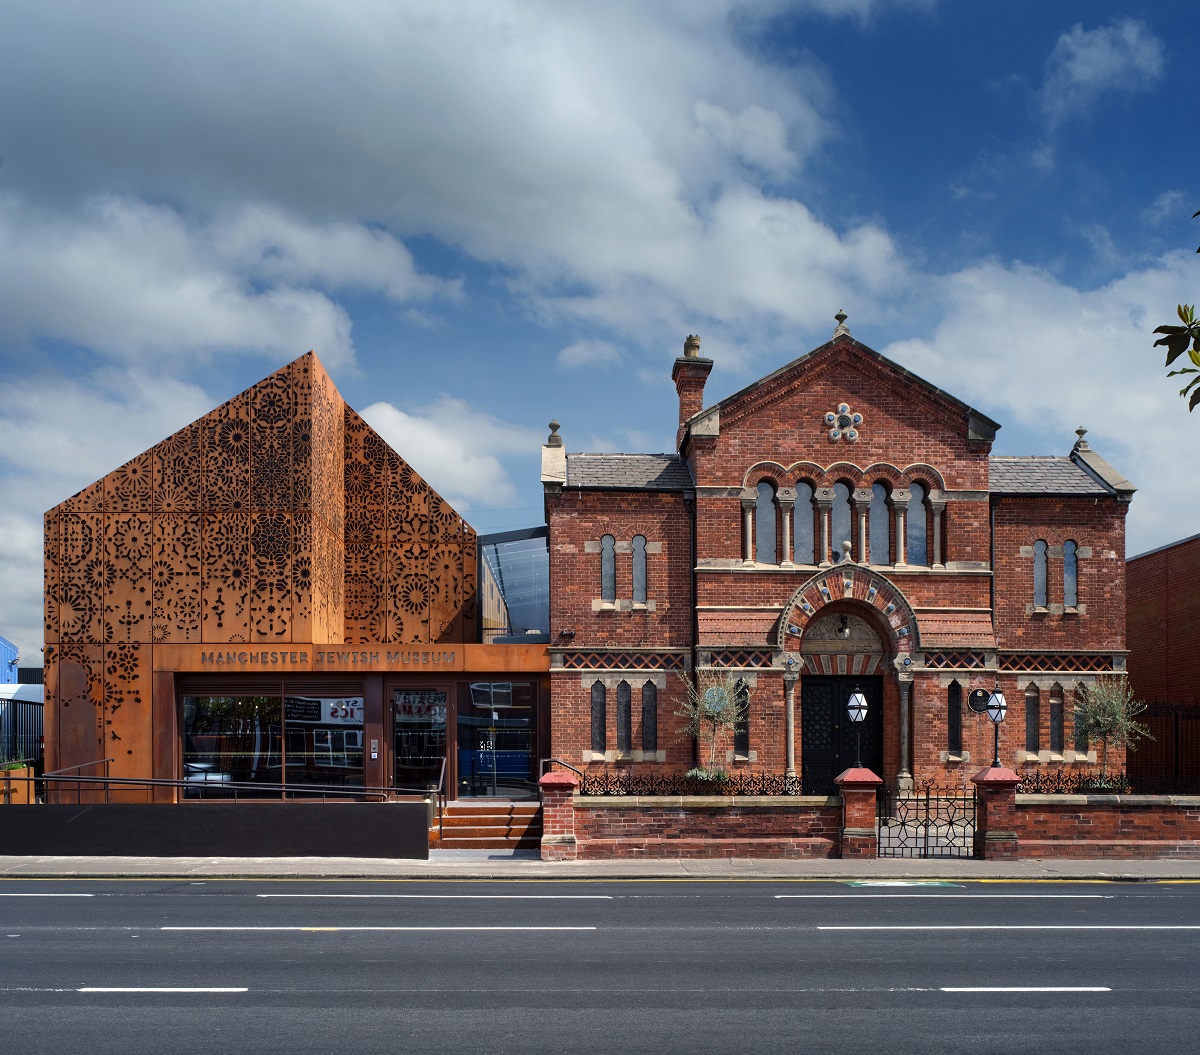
xmin=457 ymin=682 xmax=537 ymax=800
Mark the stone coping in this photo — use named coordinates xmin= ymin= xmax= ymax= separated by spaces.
xmin=573 ymin=795 xmax=840 ymax=808
xmin=1015 ymin=794 xmax=1200 ymax=807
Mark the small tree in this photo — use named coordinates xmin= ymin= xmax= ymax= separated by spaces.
xmin=1074 ymin=676 xmax=1152 ymax=778
xmin=675 ymin=669 xmax=746 ymax=780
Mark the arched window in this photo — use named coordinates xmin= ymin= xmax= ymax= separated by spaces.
xmin=1063 ymin=540 xmax=1078 ymax=609
xmin=831 ymin=482 xmax=852 ymax=562
xmin=906 ymin=482 xmax=927 ymax=565
xmin=641 ymin=682 xmax=658 ymax=752
xmin=632 ymin=535 xmax=647 ymax=605
xmin=590 ymin=681 xmax=606 ymax=753
xmin=733 ymin=679 xmax=750 ymax=757
xmin=947 ymin=680 xmax=963 ymax=756
xmin=1049 ymin=684 xmax=1064 ymax=754
xmin=1033 ymin=540 xmax=1048 ymax=608
xmin=793 ymin=482 xmax=815 ymax=564
xmin=869 ymin=482 xmax=890 ymax=565
xmin=616 ymin=680 xmax=632 ymax=752
xmin=600 ymin=534 xmax=616 ymax=603
xmin=1073 ymin=688 xmax=1088 ymax=754
xmin=755 ymin=481 xmax=777 ymax=564
xmin=1024 ymin=684 xmax=1040 ymax=753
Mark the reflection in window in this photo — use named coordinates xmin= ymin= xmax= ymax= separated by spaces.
xmin=600 ymin=535 xmax=616 ymax=603
xmin=794 ymin=483 xmax=815 ymax=564
xmin=947 ymin=681 xmax=963 ymax=756
xmin=907 ymin=482 xmax=927 ymax=565
xmin=734 ymin=679 xmax=750 ymax=757
xmin=394 ymin=689 xmax=447 ymax=791
xmin=1064 ymin=540 xmax=1078 ymax=608
xmin=831 ymin=483 xmax=851 ymax=562
xmin=1049 ymin=684 xmax=1064 ymax=754
xmin=641 ymin=683 xmax=658 ymax=752
xmin=458 ymin=682 xmax=535 ymax=799
xmin=1033 ymin=540 xmax=1048 ymax=608
xmin=591 ymin=681 xmax=606 ymax=753
xmin=616 ymin=681 xmax=632 ymax=752
xmin=182 ymin=695 xmax=283 ymax=797
xmin=869 ymin=483 xmax=890 ymax=565
xmin=283 ymin=695 xmax=365 ymax=791
xmin=755 ymin=481 xmax=777 ymax=563
xmin=632 ymin=535 xmax=647 ymax=605
xmin=1025 ymin=685 xmax=1040 ymax=753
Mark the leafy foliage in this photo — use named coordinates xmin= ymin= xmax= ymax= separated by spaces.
xmin=675 ymin=669 xmax=746 ymax=780
xmin=1073 ymin=676 xmax=1152 ymax=777
xmin=1152 ymin=210 xmax=1200 ymax=411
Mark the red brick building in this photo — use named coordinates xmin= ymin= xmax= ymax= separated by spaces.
xmin=543 ymin=317 xmax=1136 ymax=792
xmin=1127 ymin=532 xmax=1200 ymax=704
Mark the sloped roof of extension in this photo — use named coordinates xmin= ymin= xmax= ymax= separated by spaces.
xmin=696 ymin=335 xmax=1003 ymax=443
xmin=989 ymin=448 xmax=1136 ymax=498
xmin=564 ymin=453 xmax=694 ymax=491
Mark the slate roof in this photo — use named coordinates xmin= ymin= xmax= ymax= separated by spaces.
xmin=564 ymin=453 xmax=694 ymax=491
xmin=988 ymin=456 xmax=1112 ymax=496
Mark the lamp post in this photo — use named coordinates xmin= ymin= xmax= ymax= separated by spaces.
xmin=847 ymin=686 xmax=868 ymax=768
xmin=986 ymin=678 xmax=1007 ymax=768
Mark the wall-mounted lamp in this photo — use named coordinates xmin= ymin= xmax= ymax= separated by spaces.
xmin=837 ymin=614 xmax=851 ymax=639
xmin=559 ymin=629 xmax=575 ymax=639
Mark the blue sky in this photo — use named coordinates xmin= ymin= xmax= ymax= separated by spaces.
xmin=0 ymin=0 xmax=1196 ymax=664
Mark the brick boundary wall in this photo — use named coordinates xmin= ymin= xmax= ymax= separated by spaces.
xmin=572 ymin=796 xmax=842 ymax=859
xmin=1009 ymin=794 xmax=1200 ymax=859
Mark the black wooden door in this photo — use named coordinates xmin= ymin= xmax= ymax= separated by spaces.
xmin=800 ymin=676 xmax=884 ymax=795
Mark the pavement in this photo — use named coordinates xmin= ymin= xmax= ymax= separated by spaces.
xmin=2 ymin=851 xmax=1200 ymax=881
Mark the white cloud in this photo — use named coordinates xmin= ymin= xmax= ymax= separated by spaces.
xmin=1143 ymin=190 xmax=1189 ymax=229
xmin=694 ymin=101 xmax=798 ymax=177
xmin=557 ymin=339 xmax=624 ymax=369
xmin=883 ymin=249 xmax=1199 ymax=556
xmin=360 ymin=396 xmax=542 ymax=511
xmin=1040 ymin=18 xmax=1166 ymax=128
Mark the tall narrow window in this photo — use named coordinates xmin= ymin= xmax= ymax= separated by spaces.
xmin=755 ymin=481 xmax=777 ymax=564
xmin=1049 ymin=684 xmax=1064 ymax=754
xmin=947 ymin=681 xmax=963 ymax=757
xmin=632 ymin=535 xmax=647 ymax=605
xmin=1033 ymin=539 xmax=1048 ymax=608
xmin=590 ymin=681 xmax=606 ymax=753
xmin=831 ymin=482 xmax=852 ymax=562
xmin=1073 ymin=690 xmax=1088 ymax=754
xmin=641 ymin=682 xmax=658 ymax=752
xmin=616 ymin=680 xmax=632 ymax=752
xmin=1024 ymin=684 xmax=1040 ymax=753
xmin=869 ymin=482 xmax=891 ymax=565
xmin=733 ymin=679 xmax=750 ymax=756
xmin=600 ymin=534 xmax=616 ymax=603
xmin=906 ymin=482 xmax=927 ymax=565
xmin=793 ymin=482 xmax=815 ymax=564
xmin=1063 ymin=540 xmax=1078 ymax=609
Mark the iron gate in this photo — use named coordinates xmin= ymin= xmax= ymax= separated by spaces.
xmin=877 ymin=783 xmax=976 ymax=858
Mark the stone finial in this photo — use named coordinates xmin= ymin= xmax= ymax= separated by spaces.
xmin=833 ymin=309 xmax=850 ymax=338
xmin=1073 ymin=426 xmax=1089 ymax=452
xmin=546 ymin=420 xmax=562 ymax=448
xmin=683 ymin=334 xmax=701 ymax=357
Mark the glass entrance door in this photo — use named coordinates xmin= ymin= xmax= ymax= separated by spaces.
xmin=456 ymin=681 xmax=536 ymax=800
xmin=393 ymin=688 xmax=448 ymax=792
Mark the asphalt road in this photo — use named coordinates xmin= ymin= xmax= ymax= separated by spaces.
xmin=3 ymin=878 xmax=1198 ymax=1054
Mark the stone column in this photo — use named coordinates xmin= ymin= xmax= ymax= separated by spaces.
xmin=971 ymin=765 xmax=1022 ymax=860
xmin=740 ymin=488 xmax=756 ymax=564
xmin=898 ymin=672 xmax=914 ymax=791
xmin=892 ymin=489 xmax=910 ymax=567
xmin=815 ymin=490 xmax=833 ymax=567
xmin=931 ymin=497 xmax=946 ymax=569
xmin=836 ymin=766 xmax=883 ymax=858
xmin=853 ymin=488 xmax=871 ymax=565
xmin=783 ymin=668 xmax=799 ymax=779
xmin=777 ymin=488 xmax=795 ymax=567
xmin=539 ymin=769 xmax=580 ymax=861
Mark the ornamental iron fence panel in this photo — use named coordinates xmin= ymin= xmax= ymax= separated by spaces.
xmin=877 ymin=783 xmax=976 ymax=858
xmin=577 ymin=769 xmax=805 ymax=797
xmin=1016 ymin=769 xmax=1132 ymax=794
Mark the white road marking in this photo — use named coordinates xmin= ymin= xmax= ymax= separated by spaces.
xmin=942 ymin=986 xmax=1111 ymax=993
xmin=821 ymin=925 xmax=1200 ymax=931
xmin=162 ymin=925 xmax=597 ymax=932
xmin=77 ymin=987 xmax=247 ymax=993
xmin=0 ymin=893 xmax=95 ymax=897
xmin=255 ymin=894 xmax=613 ymax=900
xmin=777 ymin=894 xmax=1110 ymax=899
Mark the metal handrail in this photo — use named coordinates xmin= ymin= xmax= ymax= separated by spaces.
xmin=540 ymin=757 xmax=583 ymax=778
xmin=42 ymin=757 xmax=113 ymax=803
xmin=435 ymin=755 xmax=447 ymax=842
xmin=36 ymin=770 xmax=432 ymax=805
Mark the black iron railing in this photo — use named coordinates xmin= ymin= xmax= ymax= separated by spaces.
xmin=1017 ymin=769 xmax=1133 ymax=794
xmin=577 ymin=769 xmax=806 ymax=797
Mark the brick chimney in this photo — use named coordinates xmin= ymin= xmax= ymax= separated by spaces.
xmin=671 ymin=334 xmax=713 ymax=432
